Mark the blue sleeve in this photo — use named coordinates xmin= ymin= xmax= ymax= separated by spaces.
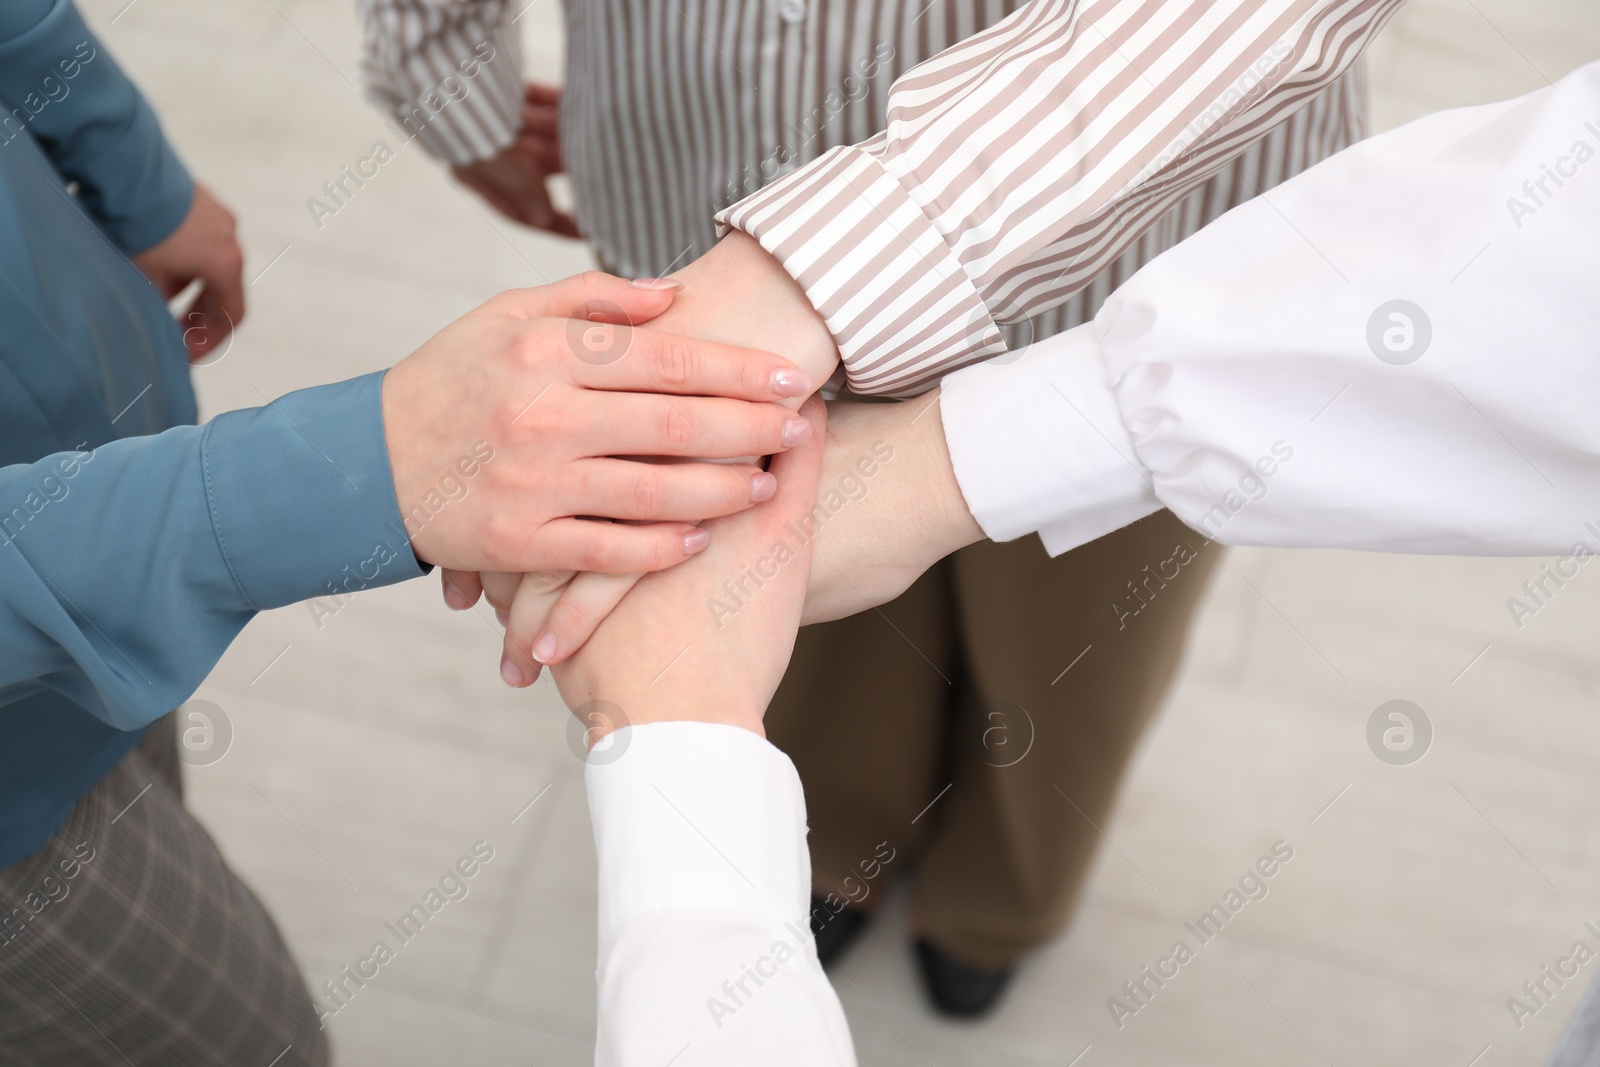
xmin=0 ymin=373 xmax=426 ymax=731
xmin=0 ymin=0 xmax=193 ymax=253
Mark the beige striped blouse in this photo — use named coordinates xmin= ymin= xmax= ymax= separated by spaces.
xmin=359 ymin=0 xmax=1386 ymax=394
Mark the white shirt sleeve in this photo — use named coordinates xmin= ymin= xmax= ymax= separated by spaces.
xmin=585 ymin=722 xmax=857 ymax=1067
xmin=941 ymin=60 xmax=1600 ymax=558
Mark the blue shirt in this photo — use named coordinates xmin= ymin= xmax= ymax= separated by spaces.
xmin=0 ymin=0 xmax=423 ymax=867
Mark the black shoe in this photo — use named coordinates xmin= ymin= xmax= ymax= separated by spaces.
xmin=913 ymin=939 xmax=1015 ymax=1018
xmin=809 ymin=894 xmax=872 ymax=969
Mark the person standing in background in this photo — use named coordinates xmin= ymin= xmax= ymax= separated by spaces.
xmin=358 ymin=0 xmax=1370 ymax=1016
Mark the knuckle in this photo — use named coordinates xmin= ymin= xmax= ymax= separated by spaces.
xmin=549 ymin=598 xmax=588 ymax=638
xmin=738 ymin=355 xmax=764 ymax=397
xmin=642 ymin=535 xmax=673 ymax=572
xmin=658 ymin=406 xmax=697 ymax=451
xmin=654 ymin=338 xmax=696 ymax=388
xmin=756 ymin=407 xmax=788 ymax=451
xmin=507 ymin=324 xmax=544 ymax=370
xmin=630 ymin=471 xmax=660 ymax=516
xmin=572 ymin=536 xmax=612 ymax=573
xmin=482 ymin=511 xmax=518 ymax=564
xmin=524 ymin=569 xmax=571 ymax=596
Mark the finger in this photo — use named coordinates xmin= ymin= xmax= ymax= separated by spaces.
xmin=184 ymin=289 xmax=238 ymax=363
xmin=500 ymin=570 xmax=576 ymax=687
xmin=533 ymin=518 xmax=710 ymax=574
xmin=569 ymin=391 xmax=808 ymax=459
xmin=202 ymin=251 xmax=246 ymax=345
xmin=567 ymin=325 xmax=814 ymax=402
xmin=766 ymin=395 xmax=829 ymax=518
xmin=478 ymin=570 xmax=528 ymax=620
xmin=564 ymin=458 xmax=772 ymax=522
xmin=492 ymin=270 xmax=681 ymax=329
xmin=524 ymin=82 xmax=562 ymax=107
xmin=520 ymin=107 xmax=559 ymax=140
xmin=549 ymin=211 xmax=580 ymax=238
xmin=441 ymin=569 xmax=483 ymax=610
xmin=521 ymin=571 xmax=643 ymax=667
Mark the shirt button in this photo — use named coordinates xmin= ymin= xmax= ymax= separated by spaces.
xmin=779 ymin=0 xmax=807 ymax=23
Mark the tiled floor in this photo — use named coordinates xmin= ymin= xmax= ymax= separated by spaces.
xmin=76 ymin=1 xmax=1600 ymax=1064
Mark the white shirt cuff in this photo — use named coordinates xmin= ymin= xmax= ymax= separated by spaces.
xmin=586 ymin=722 xmax=810 ymax=947
xmin=939 ymin=323 xmax=1162 ymax=555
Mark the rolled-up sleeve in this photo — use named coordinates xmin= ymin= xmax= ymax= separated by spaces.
xmin=718 ymin=0 xmax=1403 ymax=397
xmin=357 ymin=0 xmax=525 ymax=166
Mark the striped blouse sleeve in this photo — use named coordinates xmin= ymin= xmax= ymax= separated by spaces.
xmin=715 ymin=0 xmax=1405 ymax=397
xmin=356 ymin=0 xmax=525 ymax=166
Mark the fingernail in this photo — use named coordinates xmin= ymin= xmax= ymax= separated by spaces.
xmin=684 ymin=528 xmax=711 ymax=554
xmin=782 ymin=417 xmax=812 ymax=447
xmin=749 ymin=472 xmax=778 ymax=501
xmin=630 ymin=277 xmax=684 ymax=292
xmin=500 ymin=655 xmax=527 ymax=688
xmin=771 ymin=369 xmax=812 ymax=397
xmin=532 ymin=632 xmax=559 ymax=663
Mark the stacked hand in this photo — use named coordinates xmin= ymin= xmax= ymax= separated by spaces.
xmin=550 ymin=397 xmax=830 ymax=740
xmin=442 ymin=234 xmax=987 ymax=696
xmin=444 ymin=231 xmax=842 ymax=683
xmin=381 ymin=270 xmax=817 ymax=588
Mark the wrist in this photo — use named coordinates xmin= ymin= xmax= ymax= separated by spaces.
xmin=656 ymin=231 xmax=839 ymax=400
xmin=916 ymin=390 xmax=986 ymax=559
xmin=584 ymin=701 xmax=767 ymax=746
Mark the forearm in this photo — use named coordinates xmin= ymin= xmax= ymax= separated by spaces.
xmin=801 ymin=393 xmax=983 ymax=624
xmin=0 ymin=374 xmax=421 ymax=729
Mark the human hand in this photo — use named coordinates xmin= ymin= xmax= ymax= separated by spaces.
xmin=473 ymin=390 xmax=983 ymax=686
xmin=459 ymin=231 xmax=842 ymax=679
xmin=648 ymin=230 xmax=840 ymax=398
xmin=131 ymin=183 xmax=245 ymax=363
xmin=549 ymin=398 xmax=829 ymax=741
xmin=380 ymin=271 xmax=814 ymax=575
xmin=452 ymin=83 xmax=578 ymax=235
xmin=799 ymin=392 xmax=983 ymax=623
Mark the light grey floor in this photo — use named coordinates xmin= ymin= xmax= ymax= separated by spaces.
xmin=77 ymin=1 xmax=1600 ymax=1064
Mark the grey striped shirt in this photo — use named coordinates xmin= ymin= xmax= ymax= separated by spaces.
xmin=359 ymin=0 xmax=1384 ymax=393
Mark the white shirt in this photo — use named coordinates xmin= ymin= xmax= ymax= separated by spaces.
xmin=942 ymin=60 xmax=1600 ymax=559
xmin=584 ymin=57 xmax=1599 ymax=1067
xmin=586 ymin=722 xmax=856 ymax=1067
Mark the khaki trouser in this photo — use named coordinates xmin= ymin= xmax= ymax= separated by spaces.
xmin=765 ymin=510 xmax=1221 ymax=969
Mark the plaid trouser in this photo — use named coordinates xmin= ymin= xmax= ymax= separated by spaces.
xmin=0 ymin=714 xmax=329 ymax=1066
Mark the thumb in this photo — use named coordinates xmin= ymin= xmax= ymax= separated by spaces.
xmin=765 ymin=396 xmax=828 ymax=529
xmin=488 ymin=270 xmax=681 ymax=327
